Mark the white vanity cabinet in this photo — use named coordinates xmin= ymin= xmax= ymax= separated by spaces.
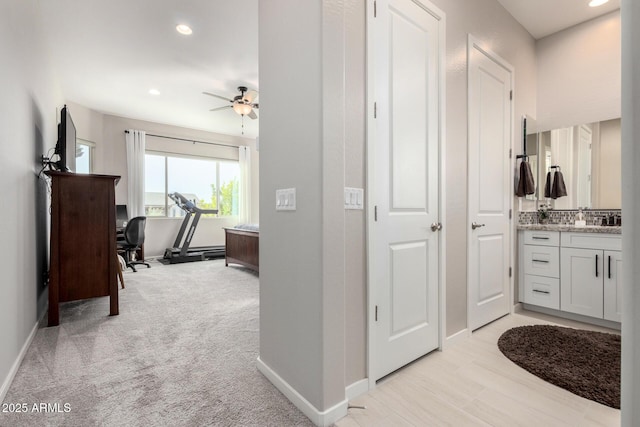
xmin=521 ymin=230 xmax=560 ymax=310
xmin=519 ymin=228 xmax=622 ymax=325
xmin=560 ymin=247 xmax=605 ymax=318
xmin=560 ymin=232 xmax=622 ymax=321
xmin=604 ymin=250 xmax=623 ymax=322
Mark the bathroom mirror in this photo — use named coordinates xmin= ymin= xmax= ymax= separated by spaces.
xmin=522 ymin=116 xmax=538 ymax=201
xmin=536 ymin=118 xmax=621 ymax=209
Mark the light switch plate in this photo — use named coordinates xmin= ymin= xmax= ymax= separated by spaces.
xmin=345 ymin=187 xmax=364 ymax=210
xmin=276 ymin=188 xmax=296 ymax=211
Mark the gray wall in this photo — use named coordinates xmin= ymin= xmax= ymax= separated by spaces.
xmin=427 ymin=0 xmax=537 ymax=336
xmin=259 ymin=0 xmax=351 ymax=412
xmin=343 ymin=0 xmax=367 ymax=388
xmin=621 ymin=2 xmax=640 ymax=424
xmin=257 ymin=0 xmax=537 ymax=412
xmin=596 ymin=119 xmax=622 ymax=208
xmin=0 ymin=0 xmax=62 ymax=399
xmin=537 ymin=11 xmax=621 ymax=133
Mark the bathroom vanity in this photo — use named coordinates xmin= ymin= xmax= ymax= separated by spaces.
xmin=518 ymin=224 xmax=622 ymax=328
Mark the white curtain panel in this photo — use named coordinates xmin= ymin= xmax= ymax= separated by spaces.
xmin=238 ymin=146 xmax=251 ymax=224
xmin=125 ymin=130 xmax=146 ymax=217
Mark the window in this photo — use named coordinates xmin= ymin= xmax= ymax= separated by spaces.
xmin=75 ymin=139 xmax=94 ymax=174
xmin=144 ymin=152 xmax=240 ymax=218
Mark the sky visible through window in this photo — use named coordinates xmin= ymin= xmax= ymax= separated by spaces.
xmin=145 ymin=153 xmax=239 ymax=206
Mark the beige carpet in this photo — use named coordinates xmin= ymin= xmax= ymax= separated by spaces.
xmin=1 ymin=259 xmax=314 ymax=427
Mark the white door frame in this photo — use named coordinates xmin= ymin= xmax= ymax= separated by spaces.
xmin=466 ymin=35 xmax=515 ymax=332
xmin=365 ymin=0 xmax=447 ymax=389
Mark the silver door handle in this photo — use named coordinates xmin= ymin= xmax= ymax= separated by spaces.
xmin=471 ymin=222 xmax=485 ymax=230
xmin=431 ymin=222 xmax=442 ymax=232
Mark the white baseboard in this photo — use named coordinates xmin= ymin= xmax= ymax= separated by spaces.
xmin=256 ymin=357 xmax=348 ymax=427
xmin=345 ymin=378 xmax=369 ymax=401
xmin=443 ymin=328 xmax=470 ymax=349
xmin=0 ymin=318 xmax=41 ymax=403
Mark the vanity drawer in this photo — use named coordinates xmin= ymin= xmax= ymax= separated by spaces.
xmin=523 ymin=245 xmax=560 ymax=278
xmin=561 ymin=232 xmax=622 ymax=251
xmin=523 ymin=275 xmax=560 ymax=310
xmin=523 ymin=230 xmax=560 ymax=247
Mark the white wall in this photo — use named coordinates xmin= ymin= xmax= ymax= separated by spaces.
xmin=537 ymin=11 xmax=621 ymax=133
xmin=0 ymin=0 xmax=62 ymax=400
xmin=66 ymin=103 xmax=259 ymax=257
xmin=428 ymin=0 xmax=537 ymax=335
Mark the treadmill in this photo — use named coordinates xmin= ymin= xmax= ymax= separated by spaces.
xmin=163 ymin=192 xmax=225 ymax=264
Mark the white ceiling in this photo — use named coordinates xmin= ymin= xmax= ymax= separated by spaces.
xmin=38 ymin=0 xmax=259 ymax=138
xmin=497 ymin=0 xmax=620 ymax=39
xmin=38 ymin=1 xmax=619 ymax=140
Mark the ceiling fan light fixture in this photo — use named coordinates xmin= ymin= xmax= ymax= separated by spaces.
xmin=233 ymin=103 xmax=252 ymax=116
xmin=588 ymin=0 xmax=609 ymax=7
xmin=176 ymin=24 xmax=193 ymax=35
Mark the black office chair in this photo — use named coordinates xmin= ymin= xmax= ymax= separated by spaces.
xmin=117 ymin=216 xmax=150 ymax=272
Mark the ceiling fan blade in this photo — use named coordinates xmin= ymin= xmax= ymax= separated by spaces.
xmin=243 ymin=90 xmax=258 ymax=104
xmin=210 ymin=106 xmax=232 ymax=112
xmin=203 ymin=91 xmax=233 ymax=102
xmin=248 ymin=110 xmax=258 ymax=120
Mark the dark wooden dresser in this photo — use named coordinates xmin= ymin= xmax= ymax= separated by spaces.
xmin=46 ymin=171 xmax=121 ymax=326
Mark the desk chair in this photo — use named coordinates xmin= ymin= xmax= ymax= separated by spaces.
xmin=117 ymin=216 xmax=150 ymax=272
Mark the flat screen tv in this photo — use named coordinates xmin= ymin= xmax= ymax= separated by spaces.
xmin=55 ymin=105 xmax=76 ymax=172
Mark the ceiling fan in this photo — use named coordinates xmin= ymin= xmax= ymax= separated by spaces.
xmin=203 ymin=86 xmax=259 ymax=120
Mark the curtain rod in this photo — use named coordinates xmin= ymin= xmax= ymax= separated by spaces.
xmin=124 ymin=130 xmax=238 ymax=149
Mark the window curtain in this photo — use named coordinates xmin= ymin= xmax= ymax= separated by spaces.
xmin=125 ymin=130 xmax=146 ymax=218
xmin=238 ymin=146 xmax=251 ymax=224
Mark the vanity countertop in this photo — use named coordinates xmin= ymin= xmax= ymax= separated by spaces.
xmin=517 ymin=224 xmax=622 ymax=234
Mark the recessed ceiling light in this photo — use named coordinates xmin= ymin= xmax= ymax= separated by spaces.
xmin=176 ymin=24 xmax=193 ymax=35
xmin=149 ymin=89 xmax=160 ymax=96
xmin=589 ymin=0 xmax=609 ymax=7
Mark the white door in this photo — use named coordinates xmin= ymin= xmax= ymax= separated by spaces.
xmin=371 ymin=0 xmax=442 ymax=381
xmin=467 ymin=37 xmax=512 ymax=331
xmin=560 ymin=247 xmax=604 ymax=318
xmin=603 ymin=250 xmax=622 ymax=322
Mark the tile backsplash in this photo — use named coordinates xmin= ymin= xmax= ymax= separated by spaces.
xmin=518 ymin=209 xmax=622 ymax=226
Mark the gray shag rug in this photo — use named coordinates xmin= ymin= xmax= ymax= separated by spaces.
xmin=497 ymin=325 xmax=621 ymax=409
xmin=1 ymin=259 xmax=314 ymax=427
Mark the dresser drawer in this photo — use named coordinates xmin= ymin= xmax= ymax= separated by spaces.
xmin=523 ymin=230 xmax=560 ymax=247
xmin=524 ymin=275 xmax=560 ymax=310
xmin=523 ymin=245 xmax=560 ymax=278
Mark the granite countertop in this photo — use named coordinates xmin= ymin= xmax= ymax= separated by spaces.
xmin=517 ymin=223 xmax=622 ymax=234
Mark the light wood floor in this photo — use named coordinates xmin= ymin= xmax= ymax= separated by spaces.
xmin=336 ymin=311 xmax=620 ymax=427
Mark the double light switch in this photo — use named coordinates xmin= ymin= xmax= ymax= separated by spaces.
xmin=276 ymin=188 xmax=296 ymax=211
xmin=345 ymin=187 xmax=364 ymax=210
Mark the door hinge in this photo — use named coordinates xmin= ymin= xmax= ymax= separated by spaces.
xmin=374 ymin=102 xmax=377 ymax=118
xmin=509 ymin=267 xmax=512 ymax=278
xmin=374 ymin=205 xmax=378 ymax=221
xmin=509 ymin=209 xmax=512 ymax=220
xmin=374 ymin=0 xmax=377 ymax=17
xmin=375 ymin=305 xmax=378 ymax=321
xmin=510 ymin=90 xmax=513 ymax=101
xmin=509 ymin=148 xmax=512 ymax=159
